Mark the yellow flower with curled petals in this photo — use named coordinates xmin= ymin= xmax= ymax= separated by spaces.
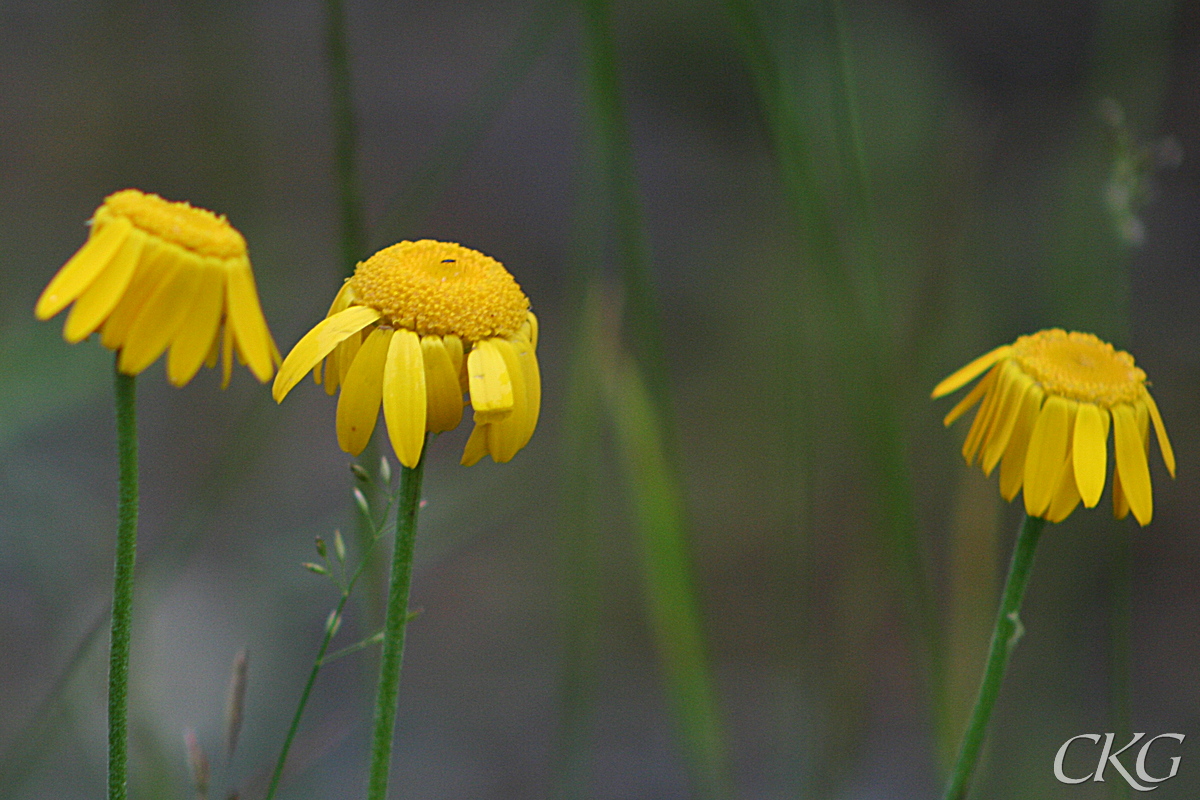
xmin=273 ymin=240 xmax=540 ymax=468
xmin=933 ymin=329 xmax=1175 ymax=525
xmin=35 ymin=189 xmax=279 ymax=386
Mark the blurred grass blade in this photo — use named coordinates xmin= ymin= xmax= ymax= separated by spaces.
xmin=722 ymin=0 xmax=942 ymax=732
xmin=578 ymin=0 xmax=670 ymax=413
xmin=553 ymin=285 xmax=607 ymax=799
xmin=370 ymin=0 xmax=570 ymax=245
xmin=324 ymin=0 xmax=368 ymax=274
xmin=601 ymin=347 xmax=730 ymax=800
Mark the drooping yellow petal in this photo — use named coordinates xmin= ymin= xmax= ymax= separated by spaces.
xmin=461 ymin=422 xmax=489 ymax=466
xmin=336 ymin=327 xmax=392 ymax=455
xmin=118 ymin=252 xmax=205 ymax=375
xmin=1046 ymin=459 xmax=1082 ymax=523
xmin=335 ymin=332 xmax=363 ymax=388
xmin=1072 ymin=403 xmax=1108 ymax=508
xmin=468 ymin=339 xmax=514 ymax=422
xmin=980 ymin=361 xmax=1026 ymax=475
xmin=205 ymin=324 xmax=221 ymax=369
xmin=382 ymin=328 xmax=427 ymax=468
xmin=1112 ymin=458 xmax=1130 ymax=520
xmin=1112 ymin=403 xmax=1152 ymax=525
xmin=963 ymin=365 xmax=1003 ymax=464
xmin=485 ymin=338 xmax=528 ymax=463
xmin=166 ymin=257 xmax=225 ymax=386
xmin=226 ymin=259 xmax=275 ymax=382
xmin=932 ymin=344 xmax=1013 ymax=398
xmin=943 ymin=364 xmax=993 ymax=427
xmin=273 ymin=305 xmax=381 ymax=401
xmin=36 ymin=216 xmax=133 ymax=319
xmin=221 ymin=321 xmax=234 ymax=388
xmin=514 ymin=335 xmax=540 ymax=448
xmin=422 ymin=335 xmax=464 ymax=433
xmin=1023 ymin=395 xmax=1074 ymax=518
xmin=63 ymin=228 xmax=147 ymax=342
xmin=443 ymin=334 xmax=467 ymax=392
xmin=101 ymin=239 xmax=174 ymax=350
xmin=999 ymin=383 xmax=1044 ymax=501
xmin=520 ymin=312 xmax=539 ymax=351
xmin=1141 ymin=391 xmax=1175 ymax=478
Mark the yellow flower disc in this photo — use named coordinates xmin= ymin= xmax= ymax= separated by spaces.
xmin=99 ymin=189 xmax=247 ymax=261
xmin=1011 ymin=329 xmax=1145 ymax=406
xmin=349 ymin=240 xmax=529 ymax=342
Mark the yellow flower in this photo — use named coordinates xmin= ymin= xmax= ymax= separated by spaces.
xmin=35 ymin=189 xmax=279 ymax=387
xmin=273 ymin=240 xmax=540 ymax=468
xmin=932 ymin=329 xmax=1175 ymax=525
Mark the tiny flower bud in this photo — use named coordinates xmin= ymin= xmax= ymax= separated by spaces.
xmin=379 ymin=456 xmax=392 ymax=484
xmin=302 ymin=562 xmax=329 ymax=576
xmin=333 ymin=529 xmax=346 ymax=564
xmin=326 ymin=609 xmax=342 ymax=636
xmin=353 ymin=487 xmax=370 ymax=517
xmin=350 ymin=463 xmax=370 ymax=482
xmin=314 ymin=536 xmax=327 ymax=558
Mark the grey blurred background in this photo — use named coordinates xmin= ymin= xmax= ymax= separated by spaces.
xmin=2 ymin=0 xmax=1200 ymax=798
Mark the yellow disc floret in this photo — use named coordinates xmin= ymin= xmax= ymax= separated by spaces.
xmin=1012 ymin=329 xmax=1145 ymax=406
xmin=349 ymin=240 xmax=529 ymax=342
xmin=98 ymin=189 xmax=247 ymax=260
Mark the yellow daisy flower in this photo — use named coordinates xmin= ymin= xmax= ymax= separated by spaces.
xmin=272 ymin=239 xmax=540 ymax=468
xmin=35 ymin=189 xmax=279 ymax=387
xmin=932 ymin=329 xmax=1175 ymax=525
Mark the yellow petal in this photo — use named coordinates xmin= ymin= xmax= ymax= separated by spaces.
xmin=1142 ymin=391 xmax=1175 ymax=478
xmin=118 ymin=251 xmax=205 ymax=375
xmin=422 ymin=335 xmax=464 ymax=433
xmin=226 ymin=258 xmax=275 ymax=382
xmin=1112 ymin=458 xmax=1130 ymax=520
xmin=336 ymin=327 xmax=392 ymax=455
xmin=1046 ymin=460 xmax=1082 ymax=523
xmin=101 ymin=239 xmax=174 ymax=350
xmin=485 ymin=338 xmax=528 ymax=463
xmin=980 ymin=362 xmax=1026 ymax=475
xmin=1023 ymin=396 xmax=1074 ymax=518
xmin=515 ymin=335 xmax=540 ymax=448
xmin=1112 ymin=403 xmax=1152 ymax=525
xmin=932 ymin=344 xmax=1013 ymax=398
xmin=382 ymin=328 xmax=427 ymax=468
xmin=467 ymin=339 xmax=514 ymax=422
xmin=221 ymin=322 xmax=234 ymax=388
xmin=326 ymin=279 xmax=357 ymax=316
xmin=36 ymin=216 xmax=133 ymax=319
xmin=999 ymin=383 xmax=1044 ymax=502
xmin=461 ymin=422 xmax=490 ymax=466
xmin=520 ymin=312 xmax=539 ymax=351
xmin=166 ymin=258 xmax=225 ymax=387
xmin=962 ymin=365 xmax=1003 ymax=464
xmin=272 ymin=305 xmax=381 ymax=401
xmin=205 ymin=324 xmax=221 ymax=369
xmin=943 ymin=364 xmax=992 ymax=427
xmin=335 ymin=331 xmax=363 ymax=388
xmin=63 ymin=228 xmax=146 ymax=342
xmin=1072 ymin=403 xmax=1108 ymax=508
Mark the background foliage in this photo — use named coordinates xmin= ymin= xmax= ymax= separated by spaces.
xmin=2 ymin=0 xmax=1199 ymax=797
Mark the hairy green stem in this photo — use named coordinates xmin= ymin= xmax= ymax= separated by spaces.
xmin=942 ymin=514 xmax=1046 ymax=800
xmin=108 ymin=363 xmax=139 ymax=800
xmin=366 ymin=442 xmax=428 ymax=799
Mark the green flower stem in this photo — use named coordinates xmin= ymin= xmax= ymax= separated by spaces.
xmin=942 ymin=513 xmax=1046 ymax=800
xmin=108 ymin=362 xmax=139 ymax=800
xmin=366 ymin=441 xmax=428 ymax=800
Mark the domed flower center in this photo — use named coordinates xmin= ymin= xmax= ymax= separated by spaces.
xmin=349 ymin=239 xmax=529 ymax=342
xmin=99 ymin=189 xmax=247 ymax=260
xmin=1012 ymin=329 xmax=1145 ymax=405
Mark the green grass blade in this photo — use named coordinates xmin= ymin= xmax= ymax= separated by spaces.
xmin=601 ymin=349 xmax=731 ymax=800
